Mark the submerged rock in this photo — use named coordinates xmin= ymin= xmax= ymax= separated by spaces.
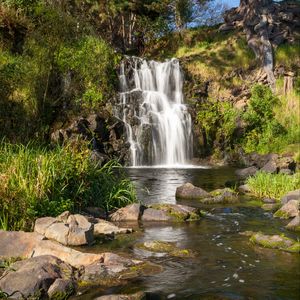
xmin=249 ymin=232 xmax=300 ymax=253
xmin=94 ymin=292 xmax=146 ymax=300
xmin=273 ymin=200 xmax=299 ymax=219
xmin=136 ymin=240 xmax=194 ymax=258
xmin=175 ymin=183 xmax=210 ymax=200
xmin=0 ymin=255 xmax=76 ymax=299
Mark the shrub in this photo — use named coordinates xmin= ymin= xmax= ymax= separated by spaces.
xmin=246 ymin=171 xmax=300 ymax=201
xmin=0 ymin=141 xmax=137 ymax=230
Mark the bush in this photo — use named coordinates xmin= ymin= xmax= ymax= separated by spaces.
xmin=246 ymin=171 xmax=300 ymax=201
xmin=0 ymin=141 xmax=137 ymax=230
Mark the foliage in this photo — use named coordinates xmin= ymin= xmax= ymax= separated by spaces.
xmin=246 ymin=171 xmax=300 ymax=201
xmin=0 ymin=141 xmax=137 ymax=231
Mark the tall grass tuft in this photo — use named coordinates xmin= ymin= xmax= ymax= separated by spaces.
xmin=0 ymin=141 xmax=137 ymax=230
xmin=246 ymin=171 xmax=300 ymax=201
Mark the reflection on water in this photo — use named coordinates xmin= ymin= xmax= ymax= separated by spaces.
xmin=75 ymin=167 xmax=300 ymax=300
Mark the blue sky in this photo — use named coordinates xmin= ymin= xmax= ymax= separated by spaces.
xmin=222 ymin=0 xmax=240 ymax=8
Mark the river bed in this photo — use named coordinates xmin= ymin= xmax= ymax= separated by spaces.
xmin=74 ymin=167 xmax=300 ymax=300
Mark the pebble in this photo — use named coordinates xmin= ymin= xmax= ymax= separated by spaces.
xmin=233 ymin=273 xmax=239 ymax=279
xmin=167 ymin=294 xmax=176 ymax=299
xmin=224 ymin=277 xmax=230 ymax=281
xmin=239 ymin=279 xmax=245 ymax=283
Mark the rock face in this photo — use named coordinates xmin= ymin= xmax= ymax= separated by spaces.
xmin=176 ymin=183 xmax=210 ymax=199
xmin=0 ymin=255 xmax=76 ymax=299
xmin=110 ymin=203 xmax=142 ymax=222
xmin=273 ymin=200 xmax=299 ymax=219
xmin=281 ymin=189 xmax=300 ymax=205
xmin=249 ymin=232 xmax=300 ymax=253
xmin=34 ymin=212 xmax=94 ymax=246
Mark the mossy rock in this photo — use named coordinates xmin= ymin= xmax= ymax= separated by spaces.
xmin=199 ymin=188 xmax=239 ymax=204
xmin=136 ymin=241 xmax=194 ymax=257
xmin=119 ymin=262 xmax=163 ymax=280
xmin=262 ymin=203 xmax=281 ymax=211
xmin=149 ymin=204 xmax=201 ymax=222
xmin=249 ymin=232 xmax=300 ymax=253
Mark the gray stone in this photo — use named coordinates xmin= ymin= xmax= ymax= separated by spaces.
xmin=34 ymin=217 xmax=57 ymax=236
xmin=175 ymin=183 xmax=210 ymax=199
xmin=279 ymin=168 xmax=292 ymax=175
xmin=238 ymin=184 xmax=251 ymax=193
xmin=235 ymin=166 xmax=258 ymax=178
xmin=0 ymin=255 xmax=74 ymax=299
xmin=110 ymin=204 xmax=141 ymax=222
xmin=286 ymin=215 xmax=300 ymax=231
xmin=281 ymin=189 xmax=300 ymax=204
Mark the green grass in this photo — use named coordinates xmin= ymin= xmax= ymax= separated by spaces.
xmin=246 ymin=171 xmax=300 ymax=201
xmin=0 ymin=141 xmax=137 ymax=230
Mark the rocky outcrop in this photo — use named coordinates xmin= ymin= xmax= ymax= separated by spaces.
xmin=0 ymin=255 xmax=76 ymax=299
xmin=249 ymin=232 xmax=300 ymax=253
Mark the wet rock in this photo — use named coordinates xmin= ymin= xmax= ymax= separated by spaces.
xmin=235 ymin=166 xmax=258 ymax=178
xmin=94 ymin=220 xmax=133 ymax=236
xmin=281 ymin=189 xmax=300 ymax=205
xmin=262 ymin=203 xmax=281 ymax=211
xmin=175 ymin=183 xmax=210 ymax=199
xmin=286 ymin=216 xmax=300 ymax=232
xmin=238 ymin=184 xmax=251 ymax=193
xmin=136 ymin=241 xmax=194 ymax=258
xmin=0 ymin=255 xmax=75 ymax=299
xmin=110 ymin=204 xmax=142 ymax=222
xmin=94 ymin=292 xmax=146 ymax=300
xmin=249 ymin=232 xmax=300 ymax=253
xmin=141 ymin=208 xmax=172 ymax=222
xmin=273 ymin=200 xmax=299 ymax=219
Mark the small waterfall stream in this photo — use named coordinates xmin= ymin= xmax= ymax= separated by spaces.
xmin=116 ymin=57 xmax=192 ymax=167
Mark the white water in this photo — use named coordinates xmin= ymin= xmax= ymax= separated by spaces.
xmin=117 ymin=57 xmax=193 ymax=167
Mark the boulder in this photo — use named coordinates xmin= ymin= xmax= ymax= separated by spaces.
xmin=141 ymin=208 xmax=172 ymax=222
xmin=286 ymin=216 xmax=300 ymax=232
xmin=281 ymin=189 xmax=300 ymax=204
xmin=56 ymin=211 xmax=71 ymax=223
xmin=273 ymin=200 xmax=299 ymax=219
xmin=146 ymin=204 xmax=200 ymax=222
xmin=249 ymin=232 xmax=300 ymax=253
xmin=45 ymin=222 xmax=69 ymax=245
xmin=201 ymin=188 xmax=238 ymax=204
xmin=260 ymin=160 xmax=278 ymax=174
xmin=175 ymin=183 xmax=210 ymax=199
xmin=94 ymin=220 xmax=133 ymax=236
xmin=34 ymin=217 xmax=57 ymax=235
xmin=110 ymin=204 xmax=142 ymax=222
xmin=47 ymin=278 xmax=75 ymax=299
xmin=0 ymin=255 xmax=75 ymax=299
xmin=235 ymin=166 xmax=258 ymax=178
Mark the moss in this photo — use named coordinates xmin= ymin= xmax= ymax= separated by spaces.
xmin=187 ymin=212 xmax=201 ymax=221
xmin=170 ymin=249 xmax=195 ymax=258
xmin=273 ymin=209 xmax=291 ymax=219
xmin=250 ymin=232 xmax=299 ymax=253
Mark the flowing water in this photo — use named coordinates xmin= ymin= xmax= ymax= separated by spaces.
xmin=116 ymin=58 xmax=192 ymax=166
xmin=76 ymin=167 xmax=300 ymax=300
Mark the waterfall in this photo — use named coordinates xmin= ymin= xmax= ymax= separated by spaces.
xmin=116 ymin=57 xmax=193 ymax=167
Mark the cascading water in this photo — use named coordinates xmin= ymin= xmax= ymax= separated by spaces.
xmin=116 ymin=57 xmax=192 ymax=167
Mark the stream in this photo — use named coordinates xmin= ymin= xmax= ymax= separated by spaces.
xmin=75 ymin=167 xmax=300 ymax=300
